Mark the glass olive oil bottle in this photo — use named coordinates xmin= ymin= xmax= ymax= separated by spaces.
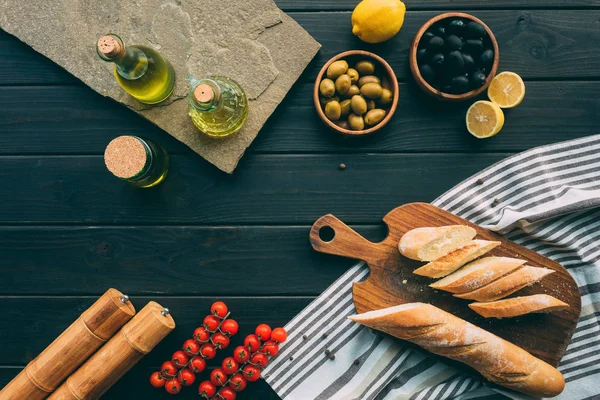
xmin=97 ymin=34 xmax=176 ymax=104
xmin=188 ymin=76 xmax=249 ymax=138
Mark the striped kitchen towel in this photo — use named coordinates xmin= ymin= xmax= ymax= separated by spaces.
xmin=263 ymin=134 xmax=600 ymax=400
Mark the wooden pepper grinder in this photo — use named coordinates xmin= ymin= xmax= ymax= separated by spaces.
xmin=0 ymin=288 xmax=135 ymax=400
xmin=48 ymin=301 xmax=175 ymax=400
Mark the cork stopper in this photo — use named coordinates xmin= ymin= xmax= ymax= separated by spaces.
xmin=194 ymin=84 xmax=215 ymax=103
xmin=122 ymin=301 xmax=175 ymax=354
xmin=104 ymin=136 xmax=147 ymax=179
xmin=97 ymin=35 xmax=125 ymax=59
xmin=82 ymin=288 xmax=136 ymax=340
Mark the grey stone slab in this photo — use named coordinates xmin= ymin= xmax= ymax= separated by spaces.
xmin=0 ymin=0 xmax=321 ymax=173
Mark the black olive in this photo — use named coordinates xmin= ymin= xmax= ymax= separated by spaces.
xmin=442 ymin=85 xmax=453 ymax=94
xmin=470 ymin=70 xmax=487 ymax=89
xmin=448 ymin=19 xmax=467 ymax=35
xmin=430 ymin=53 xmax=445 ymax=71
xmin=420 ymin=31 xmax=434 ymax=47
xmin=464 ymin=39 xmax=484 ymax=55
xmin=479 ymin=49 xmax=494 ymax=69
xmin=445 ymin=35 xmax=463 ymax=52
xmin=420 ymin=64 xmax=435 ymax=83
xmin=462 ymin=53 xmax=475 ymax=71
xmin=417 ymin=48 xmax=429 ymax=63
xmin=451 ymin=75 xmax=470 ymax=93
xmin=428 ymin=36 xmax=444 ymax=50
xmin=436 ymin=26 xmax=446 ymax=36
xmin=447 ymin=51 xmax=465 ymax=75
xmin=466 ymin=21 xmax=487 ymax=39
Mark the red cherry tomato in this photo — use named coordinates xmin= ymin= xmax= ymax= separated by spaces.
xmin=204 ymin=315 xmax=221 ymax=331
xmin=165 ymin=378 xmax=182 ymax=394
xmin=233 ymin=346 xmax=250 ymax=364
xmin=171 ymin=350 xmax=189 ymax=367
xmin=244 ymin=334 xmax=261 ymax=353
xmin=263 ymin=340 xmax=279 ymax=357
xmin=178 ymin=368 xmax=196 ymax=387
xmin=212 ymin=332 xmax=230 ymax=349
xmin=183 ymin=339 xmax=201 ymax=356
xmin=194 ymin=326 xmax=211 ymax=343
xmin=218 ymin=386 xmax=237 ymax=400
xmin=251 ymin=352 xmax=268 ymax=368
xmin=210 ymin=368 xmax=227 ymax=386
xmin=228 ymin=373 xmax=247 ymax=392
xmin=149 ymin=371 xmax=166 ymax=388
xmin=222 ymin=357 xmax=239 ymax=375
xmin=189 ymin=356 xmax=206 ymax=373
xmin=220 ymin=319 xmax=239 ymax=336
xmin=255 ymin=324 xmax=272 ymax=341
xmin=201 ymin=343 xmax=217 ymax=359
xmin=161 ymin=361 xmax=178 ymax=377
xmin=242 ymin=365 xmax=261 ymax=382
xmin=211 ymin=301 xmax=228 ymax=318
xmin=198 ymin=380 xmax=217 ymax=398
xmin=271 ymin=327 xmax=288 ymax=343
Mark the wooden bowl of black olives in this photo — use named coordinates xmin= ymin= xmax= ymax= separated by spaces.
xmin=410 ymin=13 xmax=499 ymax=102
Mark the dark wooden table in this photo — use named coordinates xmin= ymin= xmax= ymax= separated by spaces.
xmin=1 ymin=1 xmax=599 ymax=399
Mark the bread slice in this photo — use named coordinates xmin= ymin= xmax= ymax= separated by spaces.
xmin=430 ymin=257 xmax=526 ymax=294
xmin=413 ymin=240 xmax=501 ymax=278
xmin=469 ymin=294 xmax=569 ymax=318
xmin=398 ymin=225 xmax=476 ymax=261
xmin=455 ymin=266 xmax=555 ymax=302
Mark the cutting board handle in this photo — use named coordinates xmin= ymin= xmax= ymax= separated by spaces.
xmin=310 ymin=214 xmax=382 ymax=263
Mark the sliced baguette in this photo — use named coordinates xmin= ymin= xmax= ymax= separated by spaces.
xmin=399 ymin=225 xmax=476 ymax=261
xmin=430 ymin=257 xmax=526 ymax=294
xmin=413 ymin=240 xmax=501 ymax=278
xmin=455 ymin=266 xmax=555 ymax=302
xmin=348 ymin=303 xmax=564 ymax=397
xmin=469 ymin=294 xmax=569 ymax=319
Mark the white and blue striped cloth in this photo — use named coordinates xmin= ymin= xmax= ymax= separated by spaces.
xmin=263 ymin=135 xmax=600 ymax=400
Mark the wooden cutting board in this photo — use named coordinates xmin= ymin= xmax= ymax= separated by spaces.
xmin=309 ymin=202 xmax=581 ymax=367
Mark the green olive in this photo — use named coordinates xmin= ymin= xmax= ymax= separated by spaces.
xmin=335 ymin=74 xmax=352 ymax=95
xmin=355 ymin=60 xmax=375 ymax=75
xmin=379 ymin=89 xmax=393 ymax=106
xmin=350 ymin=95 xmax=368 ymax=115
xmin=319 ymin=95 xmax=339 ymax=107
xmin=319 ymin=78 xmax=335 ymax=97
xmin=346 ymin=85 xmax=360 ymax=97
xmin=325 ymin=100 xmax=342 ymax=121
xmin=327 ymin=60 xmax=349 ymax=79
xmin=348 ymin=113 xmax=365 ymax=131
xmin=361 ymin=83 xmax=383 ymax=100
xmin=340 ymin=99 xmax=352 ymax=117
xmin=364 ymin=109 xmax=386 ymax=126
xmin=347 ymin=68 xmax=359 ymax=84
xmin=367 ymin=100 xmax=376 ymax=111
xmin=358 ymin=75 xmax=381 ymax=87
xmin=334 ymin=120 xmax=350 ymax=130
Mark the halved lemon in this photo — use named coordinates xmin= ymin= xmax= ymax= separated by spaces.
xmin=466 ymin=100 xmax=505 ymax=139
xmin=487 ymin=71 xmax=526 ymax=108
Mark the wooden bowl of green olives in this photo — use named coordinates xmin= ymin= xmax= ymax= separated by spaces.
xmin=314 ymin=50 xmax=399 ymax=136
xmin=409 ymin=13 xmax=499 ymax=102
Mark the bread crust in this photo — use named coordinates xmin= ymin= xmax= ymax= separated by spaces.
xmin=469 ymin=294 xmax=569 ymax=318
xmin=399 ymin=225 xmax=476 ymax=261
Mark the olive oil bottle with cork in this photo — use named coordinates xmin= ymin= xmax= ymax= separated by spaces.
xmin=97 ymin=34 xmax=176 ymax=104
xmin=188 ymin=76 xmax=249 ymax=138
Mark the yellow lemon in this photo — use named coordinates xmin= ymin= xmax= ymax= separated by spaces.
xmin=352 ymin=0 xmax=406 ymax=44
xmin=488 ymin=71 xmax=526 ymax=108
xmin=466 ymin=100 xmax=505 ymax=139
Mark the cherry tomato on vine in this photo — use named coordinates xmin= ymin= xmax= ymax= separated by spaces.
xmin=204 ymin=315 xmax=221 ymax=331
xmin=194 ymin=326 xmax=211 ymax=343
xmin=271 ymin=327 xmax=288 ymax=343
xmin=189 ymin=356 xmax=206 ymax=373
xmin=161 ymin=361 xmax=178 ymax=376
xmin=244 ymin=334 xmax=261 ymax=353
xmin=171 ymin=350 xmax=189 ymax=367
xmin=263 ymin=340 xmax=279 ymax=357
xmin=149 ymin=371 xmax=166 ymax=388
xmin=255 ymin=324 xmax=272 ymax=341
xmin=210 ymin=368 xmax=228 ymax=386
xmin=201 ymin=343 xmax=217 ymax=359
xmin=220 ymin=319 xmax=239 ymax=336
xmin=251 ymin=352 xmax=268 ymax=368
xmin=198 ymin=380 xmax=217 ymax=398
xmin=242 ymin=365 xmax=261 ymax=382
xmin=177 ymin=368 xmax=196 ymax=387
xmin=212 ymin=332 xmax=230 ymax=349
xmin=165 ymin=378 xmax=182 ymax=394
xmin=211 ymin=301 xmax=228 ymax=318
xmin=222 ymin=357 xmax=239 ymax=375
xmin=233 ymin=346 xmax=250 ymax=363
xmin=218 ymin=386 xmax=237 ymax=400
xmin=183 ymin=339 xmax=201 ymax=356
xmin=228 ymin=373 xmax=247 ymax=392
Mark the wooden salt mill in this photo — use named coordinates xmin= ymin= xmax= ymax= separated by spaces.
xmin=0 ymin=288 xmax=135 ymax=400
xmin=48 ymin=301 xmax=175 ymax=400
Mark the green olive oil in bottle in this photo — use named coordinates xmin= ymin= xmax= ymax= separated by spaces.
xmin=188 ymin=76 xmax=249 ymax=138
xmin=104 ymin=136 xmax=170 ymax=188
xmin=97 ymin=34 xmax=176 ymax=104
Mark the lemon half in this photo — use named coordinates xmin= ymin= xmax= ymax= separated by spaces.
xmin=488 ymin=71 xmax=526 ymax=108
xmin=466 ymin=100 xmax=505 ymax=139
xmin=352 ymin=0 xmax=406 ymax=44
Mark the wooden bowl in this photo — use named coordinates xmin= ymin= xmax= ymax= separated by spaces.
xmin=409 ymin=13 xmax=499 ymax=102
xmin=314 ymin=50 xmax=399 ymax=136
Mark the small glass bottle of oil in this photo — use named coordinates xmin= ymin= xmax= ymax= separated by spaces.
xmin=97 ymin=34 xmax=176 ymax=104
xmin=104 ymin=136 xmax=170 ymax=188
xmin=188 ymin=76 xmax=249 ymax=138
